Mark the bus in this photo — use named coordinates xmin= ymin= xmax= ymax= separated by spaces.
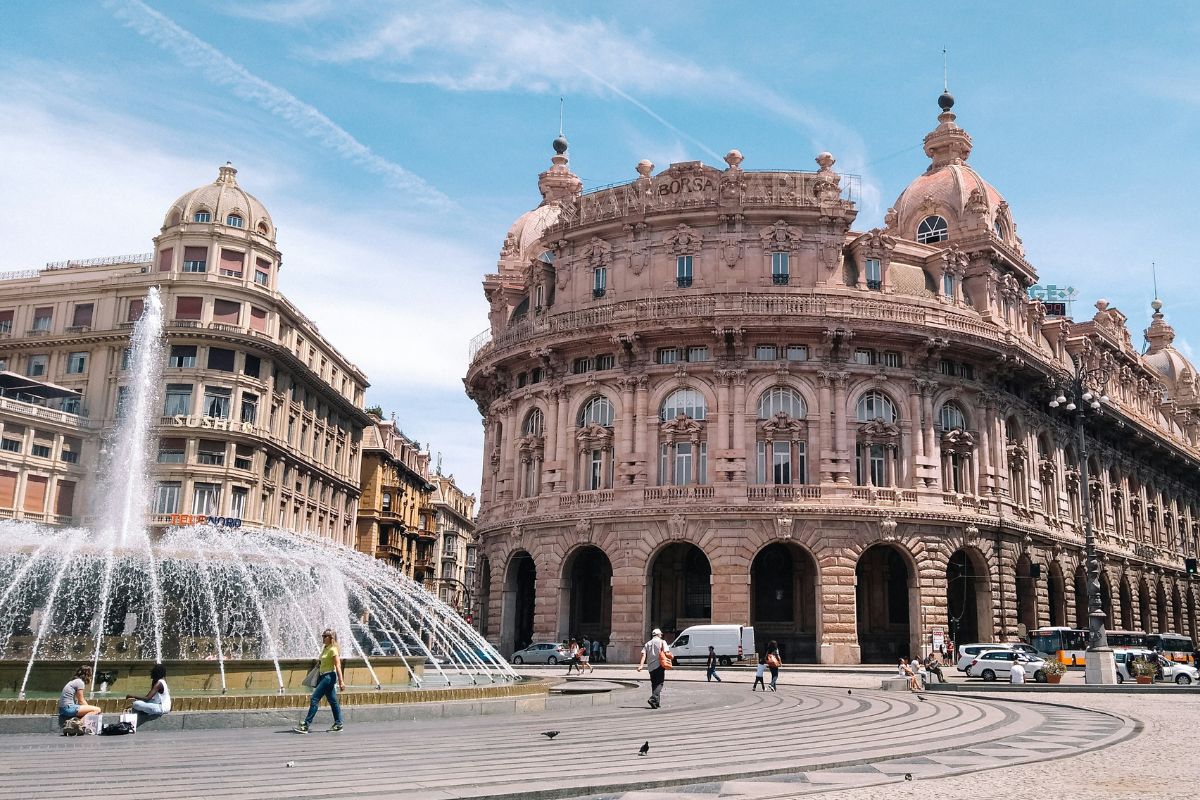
xmin=1145 ymin=632 xmax=1195 ymax=664
xmin=1029 ymin=626 xmax=1090 ymax=665
xmin=1105 ymin=630 xmax=1148 ymax=649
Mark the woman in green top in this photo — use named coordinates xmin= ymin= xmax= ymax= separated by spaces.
xmin=294 ymin=629 xmax=345 ymax=733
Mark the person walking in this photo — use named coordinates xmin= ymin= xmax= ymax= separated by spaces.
xmin=636 ymin=627 xmax=670 ymax=709
xmin=765 ymin=641 xmax=782 ymax=691
xmin=294 ymin=629 xmax=345 ymax=733
xmin=565 ymin=638 xmax=580 ymax=675
xmin=125 ymin=663 xmax=172 ymax=716
xmin=577 ymin=642 xmax=594 ymax=674
xmin=705 ymin=645 xmax=722 ymax=682
xmin=1009 ymin=656 xmax=1026 ymax=685
xmin=592 ymin=637 xmax=602 ymax=664
xmin=752 ymin=654 xmax=767 ymax=691
xmin=58 ymin=665 xmax=102 ymax=727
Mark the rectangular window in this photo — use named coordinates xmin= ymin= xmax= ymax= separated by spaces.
xmin=197 ymin=440 xmax=226 ymax=466
xmin=572 ymin=357 xmax=591 ymax=374
xmin=234 ymin=445 xmax=253 ymax=471
xmin=183 ymin=246 xmax=208 ymax=272
xmin=595 ymin=354 xmax=615 ymax=370
xmin=865 ymin=258 xmax=882 ymax=290
xmin=0 ymin=310 xmax=14 ymax=334
xmin=786 ymin=345 xmax=808 ymax=362
xmin=593 ymin=267 xmax=607 ymax=297
xmin=168 ymin=345 xmax=197 ymax=368
xmin=939 ymin=358 xmax=955 ymax=375
xmin=61 ymin=438 xmax=80 ymax=463
xmin=242 ymin=353 xmax=261 ymax=378
xmin=127 ymin=298 xmax=144 ymax=322
xmin=175 ymin=296 xmax=203 ymax=320
xmin=207 ymin=347 xmax=236 ymax=372
xmin=517 ymin=372 xmax=528 ymax=388
xmin=203 ymin=386 xmax=231 ymax=418
xmin=870 ymin=445 xmax=886 ymax=487
xmin=192 ymin=483 xmax=221 ymax=515
xmin=957 ymin=363 xmax=974 ymax=379
xmin=26 ymin=355 xmax=48 ymax=377
xmin=115 ymin=386 xmax=129 ymax=418
xmin=157 ymin=439 xmax=185 ymax=464
xmin=218 ymin=249 xmax=245 ymax=278
xmin=70 ymin=304 xmax=94 ymax=328
xmin=158 ymin=247 xmax=174 ymax=271
xmin=854 ymin=349 xmax=874 ymax=365
xmin=676 ymin=255 xmax=693 ymax=287
xmin=254 ymin=269 xmax=270 ymax=286
xmin=66 ymin=352 xmax=87 ymax=374
xmin=249 ymin=306 xmax=268 ymax=333
xmin=120 ymin=348 xmax=131 ymax=370
xmin=943 ymin=272 xmax=955 ymax=297
xmin=686 ymin=346 xmax=710 ymax=362
xmin=155 ymin=482 xmax=181 ymax=515
xmin=656 ymin=348 xmax=679 ymax=365
xmin=32 ymin=307 xmax=52 ymax=332
xmin=213 ymin=299 xmax=241 ymax=325
xmin=771 ymin=251 xmax=790 ymax=284
xmin=588 ymin=449 xmax=603 ymax=490
xmin=230 ymin=487 xmax=248 ymax=519
xmin=163 ymin=384 xmax=192 ymax=416
xmin=881 ymin=351 xmax=903 ymax=368
xmin=0 ymin=438 xmax=21 ymax=453
xmin=240 ymin=392 xmax=258 ymax=424
xmin=754 ymin=345 xmax=778 ymax=361
xmin=772 ymin=440 xmax=791 ymax=485
xmin=193 ymin=211 xmax=211 ymax=223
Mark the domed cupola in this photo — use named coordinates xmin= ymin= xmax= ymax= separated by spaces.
xmin=1143 ymin=299 xmax=1199 ymax=405
xmin=495 ymin=137 xmax=583 ymax=283
xmin=885 ymin=92 xmax=1022 ymax=256
xmin=162 ymin=162 xmax=275 ymax=243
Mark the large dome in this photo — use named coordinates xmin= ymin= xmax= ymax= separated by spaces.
xmin=1144 ymin=301 xmax=1199 ymax=405
xmin=162 ymin=163 xmax=274 ymax=239
xmin=886 ymin=95 xmax=1021 ymax=255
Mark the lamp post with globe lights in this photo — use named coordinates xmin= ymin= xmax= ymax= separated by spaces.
xmin=1048 ymin=355 xmax=1116 ymax=683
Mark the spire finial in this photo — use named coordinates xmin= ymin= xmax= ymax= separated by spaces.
xmin=943 ymin=48 xmax=948 ymax=92
xmin=552 ymin=97 xmax=569 ymax=156
xmin=559 ymin=96 xmax=564 ymax=138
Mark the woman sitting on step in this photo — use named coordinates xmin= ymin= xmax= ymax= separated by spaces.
xmin=125 ymin=663 xmax=172 ymax=716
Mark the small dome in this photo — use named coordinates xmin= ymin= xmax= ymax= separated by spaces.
xmin=163 ymin=163 xmax=274 ymax=238
xmin=1143 ymin=302 xmax=1198 ymax=403
xmin=496 ymin=205 xmax=562 ymax=280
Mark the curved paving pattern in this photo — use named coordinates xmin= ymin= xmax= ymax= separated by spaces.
xmin=0 ymin=683 xmax=1136 ymax=799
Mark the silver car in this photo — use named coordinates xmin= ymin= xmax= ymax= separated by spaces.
xmin=1114 ymin=649 xmax=1200 ymax=685
xmin=510 ymin=642 xmax=568 ymax=664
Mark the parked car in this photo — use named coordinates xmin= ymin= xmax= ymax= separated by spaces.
xmin=668 ymin=625 xmax=755 ymax=666
xmin=965 ymin=649 xmax=1049 ymax=682
xmin=956 ymin=642 xmax=1034 ymax=672
xmin=1114 ymin=648 xmax=1200 ymax=684
xmin=510 ymin=642 xmax=568 ymax=664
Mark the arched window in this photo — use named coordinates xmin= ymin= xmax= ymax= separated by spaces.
xmin=755 ymin=387 xmax=807 ymax=487
xmin=660 ymin=388 xmax=707 ymax=421
xmin=381 ymin=493 xmax=392 ymax=513
xmin=993 ymin=218 xmax=1005 ymax=240
xmin=938 ymin=402 xmax=966 ymax=431
xmin=226 ymin=213 xmax=244 ymax=228
xmin=757 ymin=387 xmax=806 ymax=420
xmin=856 ymin=391 xmax=897 ymax=423
xmin=522 ymin=408 xmax=544 ymax=436
xmin=257 ymin=221 xmax=270 ymax=235
xmin=578 ymin=396 xmax=614 ymax=427
xmin=942 ymin=271 xmax=956 ymax=298
xmin=193 ymin=209 xmax=212 ymax=223
xmin=916 ymin=215 xmax=948 ymax=244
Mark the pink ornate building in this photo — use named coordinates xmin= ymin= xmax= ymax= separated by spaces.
xmin=464 ymin=93 xmax=1200 ymax=663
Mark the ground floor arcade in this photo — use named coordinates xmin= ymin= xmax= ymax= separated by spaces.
xmin=478 ymin=513 xmax=1199 ymax=663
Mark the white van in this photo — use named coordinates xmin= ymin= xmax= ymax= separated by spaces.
xmin=669 ymin=625 xmax=755 ymax=665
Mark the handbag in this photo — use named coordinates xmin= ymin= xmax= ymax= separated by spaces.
xmin=301 ymin=666 xmax=321 ymax=689
xmin=658 ymin=649 xmax=673 ymax=670
xmin=766 ymin=653 xmax=781 ymax=669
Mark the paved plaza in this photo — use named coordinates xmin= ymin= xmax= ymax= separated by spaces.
xmin=0 ymin=666 xmax=1177 ymax=800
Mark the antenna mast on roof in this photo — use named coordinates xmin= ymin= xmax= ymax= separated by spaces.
xmin=1152 ymin=261 xmax=1159 ymax=299
xmin=943 ymin=47 xmax=949 ymax=92
xmin=559 ymin=96 xmax=564 ymax=138
xmin=436 ymin=451 xmax=443 ymax=476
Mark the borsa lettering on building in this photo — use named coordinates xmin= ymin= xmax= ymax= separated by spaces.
xmin=168 ymin=514 xmax=242 ymax=528
xmin=171 ymin=415 xmax=255 ymax=433
xmin=657 ymin=176 xmax=717 ymax=196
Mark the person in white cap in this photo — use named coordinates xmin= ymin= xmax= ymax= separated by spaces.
xmin=636 ymin=628 xmax=670 ymax=709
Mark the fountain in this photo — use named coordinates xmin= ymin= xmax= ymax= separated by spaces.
xmin=0 ymin=289 xmax=515 ymax=703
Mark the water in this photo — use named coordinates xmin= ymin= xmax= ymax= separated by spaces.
xmin=0 ymin=288 xmax=514 ymax=696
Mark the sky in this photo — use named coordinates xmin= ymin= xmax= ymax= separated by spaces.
xmin=3 ymin=1 xmax=1199 ymax=498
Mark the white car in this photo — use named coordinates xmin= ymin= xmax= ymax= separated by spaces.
xmin=510 ymin=642 xmax=568 ymax=664
xmin=1114 ymin=648 xmax=1200 ymax=685
xmin=956 ymin=642 xmax=1039 ymax=672
xmin=965 ymin=649 xmax=1049 ymax=682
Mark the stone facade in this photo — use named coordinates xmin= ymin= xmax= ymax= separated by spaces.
xmin=465 ymin=96 xmax=1200 ymax=664
xmin=0 ymin=164 xmax=370 ymax=543
xmin=429 ymin=474 xmax=479 ymax=618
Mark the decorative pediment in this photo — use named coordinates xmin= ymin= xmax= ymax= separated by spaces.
xmin=576 ymin=422 xmax=613 ymax=450
xmin=1005 ymin=440 xmax=1029 ymax=468
xmin=1039 ymin=458 xmax=1056 ymax=483
xmin=940 ymin=428 xmax=975 ymax=454
xmin=661 ymin=412 xmax=705 ymax=443
xmin=761 ymin=411 xmax=807 ymax=440
xmin=666 ymin=224 xmax=703 ymax=255
xmin=517 ymin=434 xmax=544 ymax=460
xmin=759 ymin=220 xmax=803 ymax=250
xmin=582 ymin=236 xmax=611 ymax=268
xmin=859 ymin=419 xmax=900 ymax=444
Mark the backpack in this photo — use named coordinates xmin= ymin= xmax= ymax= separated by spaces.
xmin=101 ymin=721 xmax=136 ymax=736
xmin=62 ymin=718 xmax=86 ymax=736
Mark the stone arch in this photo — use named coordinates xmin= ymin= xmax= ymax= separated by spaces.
xmin=558 ymin=543 xmax=614 ymax=647
xmin=646 ymin=540 xmax=712 ymax=639
xmin=1156 ymin=580 xmax=1170 ymax=631
xmin=1015 ymin=553 xmax=1038 ymax=634
xmin=847 ymin=382 xmax=906 ymax=422
xmin=1138 ymin=576 xmax=1153 ymax=632
xmin=745 ymin=374 xmax=819 ymax=419
xmin=501 ymin=549 xmax=537 ymax=656
xmin=573 ymin=389 xmax=622 ymax=427
xmin=855 ymin=541 xmax=920 ymax=663
xmin=946 ymin=546 xmax=992 ymax=646
xmin=1119 ymin=574 xmax=1134 ymax=631
xmin=1047 ymin=560 xmax=1067 ymax=627
xmin=930 ymin=388 xmax=976 ymax=429
xmin=750 ymin=540 xmax=820 ymax=663
xmin=646 ymin=377 xmax=718 ymax=420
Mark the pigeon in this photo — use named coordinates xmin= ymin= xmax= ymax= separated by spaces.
xmin=639 ymin=741 xmax=650 ymax=756
xmin=541 ymin=731 xmax=560 ymax=740
xmin=918 ymin=696 xmax=926 ymax=702
xmin=904 ymin=773 xmax=913 ymax=781
xmin=847 ymin=690 xmax=852 ymax=695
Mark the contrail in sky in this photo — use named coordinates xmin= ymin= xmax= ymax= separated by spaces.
xmin=105 ymin=0 xmax=450 ymax=207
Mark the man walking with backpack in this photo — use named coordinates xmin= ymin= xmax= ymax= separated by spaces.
xmin=636 ymin=628 xmax=670 ymax=709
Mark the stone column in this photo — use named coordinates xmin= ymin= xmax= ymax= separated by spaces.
xmin=833 ymin=373 xmax=850 ymax=484
xmin=609 ymin=538 xmax=646 ymax=663
xmin=556 ymin=390 xmax=570 ymax=464
xmin=731 ymin=369 xmax=747 ymax=482
xmin=715 ymin=371 xmax=731 ymax=451
xmin=818 ymin=372 xmax=834 ymax=483
xmin=818 ymin=542 xmax=860 ymax=664
xmin=544 ymin=388 xmax=560 ymax=489
xmin=633 ymin=375 xmax=650 ymax=486
xmin=617 ymin=376 xmax=635 ymax=460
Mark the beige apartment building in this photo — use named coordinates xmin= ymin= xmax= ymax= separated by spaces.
xmin=0 ymin=163 xmax=370 ymax=543
xmin=465 ymin=94 xmax=1200 ymax=662
xmin=430 ymin=475 xmax=479 ymax=618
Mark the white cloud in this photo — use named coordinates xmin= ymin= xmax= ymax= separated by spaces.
xmin=104 ymin=0 xmax=450 ymax=208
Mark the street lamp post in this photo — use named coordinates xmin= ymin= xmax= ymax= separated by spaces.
xmin=1048 ymin=356 xmax=1116 ymax=684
